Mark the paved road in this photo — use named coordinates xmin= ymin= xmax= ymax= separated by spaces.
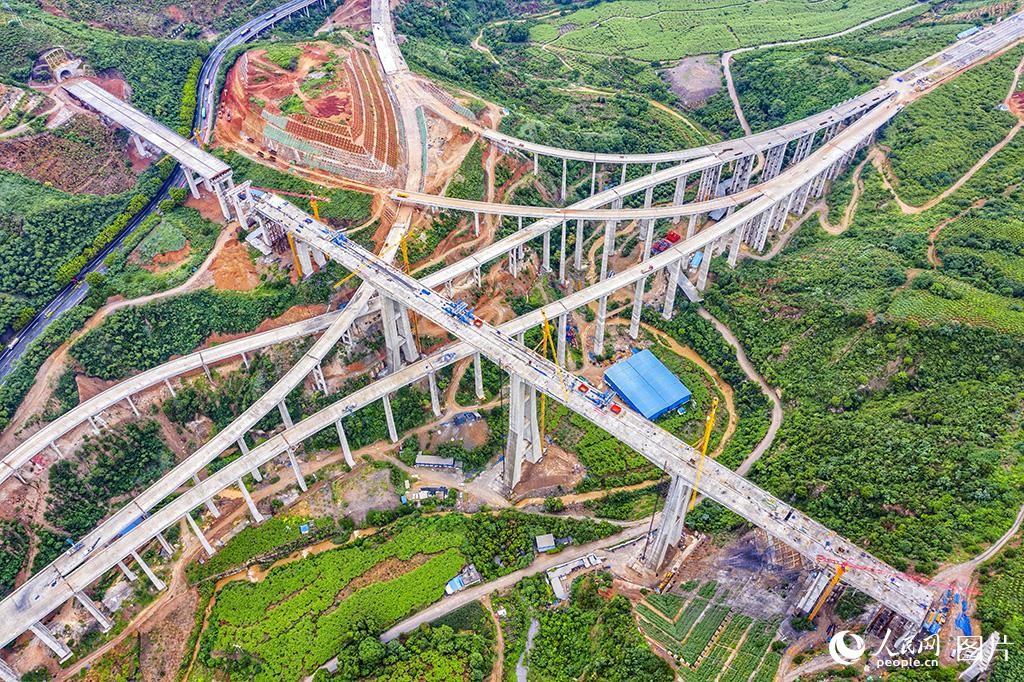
xmin=378 ymin=525 xmax=649 ymax=642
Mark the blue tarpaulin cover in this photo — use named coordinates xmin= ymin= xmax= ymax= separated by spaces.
xmin=604 ymin=350 xmax=693 ymax=419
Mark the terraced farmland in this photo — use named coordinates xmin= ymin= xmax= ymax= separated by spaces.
xmin=636 ymin=582 xmax=783 ymax=682
xmin=529 ymin=0 xmax=916 ymax=62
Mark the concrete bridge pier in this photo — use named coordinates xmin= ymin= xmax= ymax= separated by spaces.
xmin=791 ymin=131 xmax=816 ymax=166
xmin=594 ymin=295 xmax=609 ymax=354
xmin=532 ymin=152 xmax=539 ymax=175
xmin=731 ymin=155 xmax=755 ymax=195
xmin=335 ymin=420 xmax=355 ymax=467
xmin=194 ymin=473 xmax=223 ymax=516
xmin=278 ymin=401 xmax=294 ymax=430
xmin=542 ymin=230 xmax=551 ymax=272
xmin=382 ymin=394 xmax=398 ymax=442
xmin=671 ymin=174 xmax=688 ymax=224
xmin=237 ymin=478 xmax=264 ymax=523
xmin=620 ymin=163 xmax=628 ymax=185
xmin=311 ymin=363 xmax=328 ymax=393
xmin=558 ymin=220 xmax=568 ymax=283
xmin=473 ymin=211 xmax=480 ymax=237
xmin=427 ymin=372 xmax=441 ymax=417
xmin=381 ymin=297 xmax=418 ymax=372
xmin=74 ymin=591 xmax=113 ymax=632
xmin=643 ymin=162 xmax=657 ymax=208
xmin=186 ymin=513 xmax=215 ymax=556
xmin=696 ymin=244 xmax=714 ymax=291
xmin=237 ymin=437 xmax=262 ymax=482
xmin=163 ymin=378 xmax=177 ymax=397
xmin=574 ymin=219 xmax=585 ymax=271
xmin=599 ymin=209 xmax=619 ymax=282
xmin=504 ymin=373 xmax=542 ymax=490
xmin=295 ymin=240 xmax=315 ymax=277
xmin=761 ymin=143 xmax=787 ymax=182
xmin=696 ymin=164 xmax=722 ymax=201
xmin=155 ymin=532 xmax=174 ymax=557
xmin=644 ymin=474 xmax=691 ymax=570
xmin=662 ymin=259 xmax=682 ymax=318
xmin=629 ymin=218 xmax=658 ymax=338
xmin=0 ymin=657 xmax=20 ymax=682
xmin=556 ymin=314 xmax=568 ymax=367
xmin=29 ymin=622 xmax=72 ymax=662
xmin=183 ymin=167 xmax=201 ymax=199
xmin=686 ymin=213 xmax=698 ymax=239
xmin=473 ymin=353 xmax=485 ymax=400
xmin=117 ymin=560 xmax=137 ymax=583
xmin=286 ymin=449 xmax=307 ymax=492
xmin=560 ymin=158 xmax=567 ymax=202
xmin=727 ymin=223 xmax=746 ymax=267
xmin=590 ymin=162 xmax=597 ymax=196
xmin=130 ymin=550 xmax=166 ymax=592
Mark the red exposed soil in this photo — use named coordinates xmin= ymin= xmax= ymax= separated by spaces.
xmin=0 ymin=115 xmax=138 ymax=194
xmin=209 ymin=237 xmax=259 ymax=290
xmin=323 ymin=0 xmax=370 ymax=31
xmin=145 ymin=242 xmax=191 ymax=271
xmin=84 ymin=75 xmax=129 ymax=100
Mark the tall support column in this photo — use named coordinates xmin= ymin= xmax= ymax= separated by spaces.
xmin=696 ymin=244 xmax=713 ymax=291
xmin=573 ymin=219 xmax=584 ymax=271
xmin=542 ymin=230 xmax=551 ymax=273
xmin=193 ymin=475 xmax=220 ymax=517
xmin=473 ymin=211 xmax=480 ymax=237
xmin=335 ymin=419 xmax=355 ymax=467
xmin=125 ymin=395 xmax=139 ymax=417
xmin=620 ymin=163 xmax=628 ymax=185
xmin=0 ymin=657 xmax=20 ymax=682
xmin=380 ymin=297 xmax=405 ymax=373
xmin=662 ymin=259 xmax=682 ymax=319
xmin=395 ymin=301 xmax=419 ymax=363
xmin=241 ymin=351 xmax=250 ymax=369
xmin=697 ymin=164 xmax=722 ymax=201
xmin=599 ymin=215 xmax=617 ymax=282
xmin=594 ymin=296 xmax=608 ymax=354
xmin=558 ymin=219 xmax=568 ymax=283
xmin=278 ymin=401 xmax=294 ymax=429
xmin=183 ymin=167 xmax=201 ymax=199
xmin=238 ymin=478 xmax=264 ymax=523
xmin=728 ymin=224 xmax=745 ymax=267
xmin=75 ymin=591 xmax=113 ymax=632
xmin=427 ymin=372 xmax=442 ymax=417
xmin=644 ymin=474 xmax=690 ymax=570
xmin=117 ymin=560 xmax=137 ymax=583
xmin=473 ymin=353 xmax=485 ymax=400
xmin=186 ymin=513 xmax=215 ymax=556
xmin=287 ymin=449 xmax=307 ymax=492
xmin=156 ymin=532 xmax=174 ymax=557
xmin=643 ymin=162 xmax=657 ymax=208
xmin=163 ymin=378 xmax=177 ymax=397
xmin=382 ymin=394 xmax=398 ymax=442
xmin=629 ymin=277 xmax=646 ymax=339
xmin=556 ymin=314 xmax=568 ymax=367
xmin=311 ymin=363 xmax=328 ymax=393
xmin=503 ymin=373 xmax=542 ymax=489
xmin=790 ymin=131 xmax=816 ymax=166
xmin=762 ymin=143 xmax=787 ymax=181
xmin=560 ymin=158 xmax=567 ymax=202
xmin=88 ymin=415 xmax=100 ymax=434
xmin=532 ymin=152 xmax=539 ymax=175
xmin=590 ymin=162 xmax=597 ymax=196
xmin=686 ymin=213 xmax=698 ymax=239
xmin=213 ymin=180 xmax=232 ymax=221
xmin=730 ymin=155 xmax=755 ymax=195
xmin=672 ymin=173 xmax=687 ymax=211
xmin=130 ymin=550 xmax=166 ymax=592
xmin=29 ymin=622 xmax=72 ymax=662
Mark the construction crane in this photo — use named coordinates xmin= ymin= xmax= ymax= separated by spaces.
xmin=808 ymin=565 xmax=846 ymax=622
xmin=687 ymin=397 xmax=720 ymax=512
xmin=537 ymin=311 xmax=571 ymax=450
xmin=814 ymin=554 xmax=962 ymax=593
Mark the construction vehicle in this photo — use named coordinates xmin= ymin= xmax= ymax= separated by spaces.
xmin=687 ymin=397 xmax=720 ymax=512
xmin=651 ymin=238 xmax=672 ymax=254
xmin=665 ymin=231 xmax=681 ymax=243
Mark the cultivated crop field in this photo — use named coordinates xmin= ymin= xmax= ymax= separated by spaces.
xmin=635 ymin=581 xmax=782 ymax=680
xmin=529 ymin=0 xmax=916 ymax=62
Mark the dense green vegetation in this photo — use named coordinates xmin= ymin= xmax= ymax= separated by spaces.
xmin=498 ymin=572 xmax=672 ymax=682
xmin=101 ymin=203 xmax=220 ymax=298
xmin=198 ymin=512 xmax=616 ymax=680
xmin=529 ymin=0 xmax=915 ymax=61
xmin=881 ymin=46 xmax=1023 ymax=205
xmin=0 ymin=162 xmax=168 ymax=335
xmin=0 ymin=0 xmax=206 ymax=124
xmin=635 ymin=582 xmax=781 ymax=680
xmin=700 ymin=127 xmax=1024 ymax=568
xmin=397 ymin=0 xmax=716 ymax=155
xmin=445 ymin=141 xmax=486 ymax=202
xmin=0 ymin=520 xmax=29 ymax=598
xmin=697 ymin=13 xmax=961 ymax=136
xmin=68 ymin=267 xmax=339 ymax=379
xmin=219 ymin=151 xmax=373 ymax=227
xmin=45 ymin=420 xmax=173 ymax=538
xmin=977 ymin=540 xmax=1024 ymax=682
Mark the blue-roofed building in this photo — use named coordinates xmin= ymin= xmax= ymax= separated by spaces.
xmin=604 ymin=349 xmax=693 ymax=420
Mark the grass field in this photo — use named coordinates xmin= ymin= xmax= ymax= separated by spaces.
xmin=529 ymin=0 xmax=916 ymax=62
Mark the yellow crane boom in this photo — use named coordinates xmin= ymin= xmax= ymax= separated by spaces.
xmin=687 ymin=397 xmax=719 ymax=512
